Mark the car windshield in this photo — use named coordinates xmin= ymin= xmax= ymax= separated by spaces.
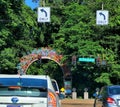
xmin=0 ymin=78 xmax=47 ymax=97
xmin=109 ymin=87 xmax=120 ymax=95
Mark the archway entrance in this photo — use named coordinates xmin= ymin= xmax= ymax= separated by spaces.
xmin=17 ymin=47 xmax=72 ymax=95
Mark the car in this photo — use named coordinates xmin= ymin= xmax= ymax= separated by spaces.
xmin=93 ymin=85 xmax=120 ymax=107
xmin=0 ymin=74 xmax=62 ymax=107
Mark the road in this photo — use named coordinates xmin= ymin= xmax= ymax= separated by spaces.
xmin=61 ymin=99 xmax=94 ymax=107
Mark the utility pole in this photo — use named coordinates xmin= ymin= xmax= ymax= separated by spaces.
xmin=40 ymin=0 xmax=45 ymax=7
xmin=101 ymin=2 xmax=104 ymax=10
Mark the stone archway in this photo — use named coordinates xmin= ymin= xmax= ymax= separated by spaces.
xmin=17 ymin=47 xmax=71 ymax=77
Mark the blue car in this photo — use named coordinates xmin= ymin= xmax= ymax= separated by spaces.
xmin=94 ymin=85 xmax=120 ymax=107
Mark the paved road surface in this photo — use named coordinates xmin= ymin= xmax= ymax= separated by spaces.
xmin=61 ymin=99 xmax=94 ymax=107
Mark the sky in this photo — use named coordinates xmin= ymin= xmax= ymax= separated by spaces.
xmin=25 ymin=0 xmax=39 ymax=10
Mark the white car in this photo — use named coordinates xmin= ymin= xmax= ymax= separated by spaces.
xmin=0 ymin=74 xmax=61 ymax=107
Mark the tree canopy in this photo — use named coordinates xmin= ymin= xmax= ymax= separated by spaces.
xmin=0 ymin=0 xmax=120 ymax=97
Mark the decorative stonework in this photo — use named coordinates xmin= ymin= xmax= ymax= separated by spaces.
xmin=17 ymin=47 xmax=63 ymax=74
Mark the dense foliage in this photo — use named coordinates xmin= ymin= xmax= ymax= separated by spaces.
xmin=0 ymin=0 xmax=120 ymax=97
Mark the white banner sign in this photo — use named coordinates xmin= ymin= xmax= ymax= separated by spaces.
xmin=96 ymin=10 xmax=109 ymax=25
xmin=38 ymin=7 xmax=50 ymax=22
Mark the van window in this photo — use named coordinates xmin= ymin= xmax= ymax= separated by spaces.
xmin=0 ymin=86 xmax=47 ymax=97
xmin=51 ymin=79 xmax=59 ymax=93
xmin=52 ymin=81 xmax=58 ymax=91
xmin=0 ymin=78 xmax=47 ymax=87
xmin=0 ymin=78 xmax=48 ymax=97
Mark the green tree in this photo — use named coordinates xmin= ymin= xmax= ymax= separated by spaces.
xmin=0 ymin=0 xmax=38 ymax=73
xmin=0 ymin=0 xmax=120 ymax=97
